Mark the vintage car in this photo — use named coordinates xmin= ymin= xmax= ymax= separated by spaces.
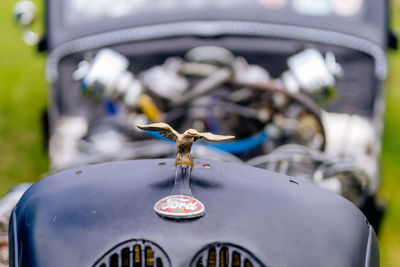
xmin=4 ymin=0 xmax=397 ymax=266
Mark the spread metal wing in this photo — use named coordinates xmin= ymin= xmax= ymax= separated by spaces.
xmin=137 ymin=123 xmax=180 ymax=142
xmin=199 ymin=132 xmax=235 ymax=142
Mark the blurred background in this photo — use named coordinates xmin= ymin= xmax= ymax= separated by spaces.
xmin=0 ymin=0 xmax=399 ymax=266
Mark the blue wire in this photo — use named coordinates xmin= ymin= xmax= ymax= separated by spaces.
xmin=145 ymin=130 xmax=268 ymax=154
xmin=103 ymin=99 xmax=118 ymax=115
xmin=207 ymin=131 xmax=268 ymax=153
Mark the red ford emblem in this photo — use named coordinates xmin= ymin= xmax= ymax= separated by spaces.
xmin=154 ymin=195 xmax=205 ymax=219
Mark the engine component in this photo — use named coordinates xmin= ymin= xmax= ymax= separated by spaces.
xmin=80 ymin=49 xmax=131 ymax=97
xmin=282 ymin=48 xmax=342 ymax=103
xmin=49 ymin=116 xmax=88 ymax=169
xmin=76 ymin=49 xmax=162 ymax=122
xmin=322 ymin=111 xmax=379 ymax=194
xmin=232 ymin=56 xmax=271 ymax=85
xmin=141 ymin=57 xmax=189 ymax=101
xmin=247 ymin=144 xmax=370 ymax=206
xmin=184 ymin=46 xmax=235 ymax=65
xmin=173 ymin=67 xmax=232 ymax=106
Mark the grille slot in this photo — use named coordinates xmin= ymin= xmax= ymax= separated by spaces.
xmin=93 ymin=240 xmax=170 ymax=267
xmin=191 ymin=243 xmax=265 ymax=267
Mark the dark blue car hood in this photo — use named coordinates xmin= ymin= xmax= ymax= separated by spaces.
xmin=9 ymin=159 xmax=379 ymax=267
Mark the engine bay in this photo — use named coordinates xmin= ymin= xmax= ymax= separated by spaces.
xmin=48 ymin=43 xmax=380 ymax=208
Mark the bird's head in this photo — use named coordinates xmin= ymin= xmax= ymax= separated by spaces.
xmin=185 ymin=129 xmax=200 ymax=138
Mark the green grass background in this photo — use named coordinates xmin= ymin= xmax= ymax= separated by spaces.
xmin=0 ymin=0 xmax=399 ymax=265
xmin=0 ymin=0 xmax=47 ymax=195
xmin=380 ymin=2 xmax=400 ymax=265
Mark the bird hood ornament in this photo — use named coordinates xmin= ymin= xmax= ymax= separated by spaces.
xmin=137 ymin=122 xmax=234 ymax=168
xmin=137 ymin=122 xmax=234 ymax=219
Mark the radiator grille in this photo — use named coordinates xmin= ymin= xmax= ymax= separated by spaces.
xmin=191 ymin=243 xmax=264 ymax=267
xmin=93 ymin=239 xmax=170 ymax=267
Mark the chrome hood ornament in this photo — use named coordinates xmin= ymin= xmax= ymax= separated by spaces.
xmin=137 ymin=122 xmax=234 ymax=219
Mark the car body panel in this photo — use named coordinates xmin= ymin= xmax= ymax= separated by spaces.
xmin=9 ymin=159 xmax=378 ymax=266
